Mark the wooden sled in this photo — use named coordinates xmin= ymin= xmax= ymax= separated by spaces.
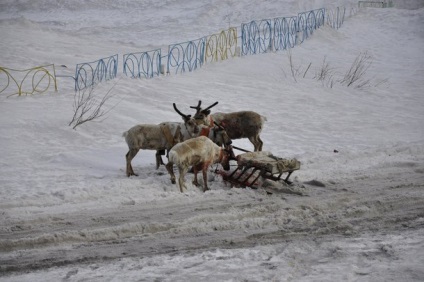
xmin=217 ymin=151 xmax=301 ymax=191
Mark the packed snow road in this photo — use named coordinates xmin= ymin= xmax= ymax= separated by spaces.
xmin=1 ymin=159 xmax=423 ymax=275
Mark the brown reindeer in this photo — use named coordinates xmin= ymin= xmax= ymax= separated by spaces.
xmin=191 ymin=100 xmax=267 ymax=151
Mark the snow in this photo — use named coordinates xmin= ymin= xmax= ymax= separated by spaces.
xmin=1 ymin=0 xmax=424 ymax=281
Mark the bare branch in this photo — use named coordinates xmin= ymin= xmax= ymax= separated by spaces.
xmin=288 ymin=50 xmax=297 ymax=83
xmin=281 ymin=51 xmax=386 ymax=91
xmin=341 ymin=51 xmax=372 ymax=87
xmin=69 ymin=81 xmax=120 ymax=130
xmin=303 ymin=62 xmax=312 ymax=78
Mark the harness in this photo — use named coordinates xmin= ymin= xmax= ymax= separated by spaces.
xmin=199 ymin=126 xmax=211 ymax=138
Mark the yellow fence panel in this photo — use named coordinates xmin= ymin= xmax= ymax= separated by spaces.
xmin=0 ymin=64 xmax=57 ymax=97
xmin=205 ymin=27 xmax=238 ymax=64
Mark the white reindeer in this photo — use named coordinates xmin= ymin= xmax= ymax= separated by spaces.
xmin=165 ymin=136 xmax=232 ymax=192
xmin=191 ymin=101 xmax=267 ymax=151
xmin=123 ymin=104 xmax=199 ymax=176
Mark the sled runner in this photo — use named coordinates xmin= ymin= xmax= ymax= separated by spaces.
xmin=217 ymin=150 xmax=301 ymax=190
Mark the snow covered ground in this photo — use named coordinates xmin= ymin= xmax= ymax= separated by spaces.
xmin=1 ymin=0 xmax=423 ymax=281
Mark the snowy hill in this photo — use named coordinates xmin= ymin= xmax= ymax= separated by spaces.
xmin=1 ymin=0 xmax=423 ymax=281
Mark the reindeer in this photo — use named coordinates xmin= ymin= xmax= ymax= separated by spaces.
xmin=166 ymin=136 xmax=232 ymax=192
xmin=123 ymin=104 xmax=199 ymax=177
xmin=154 ymin=102 xmax=230 ymax=168
xmin=191 ymin=100 xmax=267 ymax=151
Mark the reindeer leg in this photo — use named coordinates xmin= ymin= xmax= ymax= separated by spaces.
xmin=202 ymin=165 xmax=209 ymax=192
xmin=178 ymin=166 xmax=189 ymax=193
xmin=192 ymin=164 xmax=201 ymax=187
xmin=165 ymin=162 xmax=176 ymax=184
xmin=126 ymin=149 xmax=139 ymax=177
xmin=257 ymin=136 xmax=264 ymax=151
xmin=248 ymin=136 xmax=259 ymax=152
xmin=249 ymin=135 xmax=264 ymax=152
xmin=155 ymin=149 xmax=166 ymax=169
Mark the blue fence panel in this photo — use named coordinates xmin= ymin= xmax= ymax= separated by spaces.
xmin=297 ymin=8 xmax=325 ymax=44
xmin=315 ymin=8 xmax=326 ymax=28
xmin=241 ymin=19 xmax=272 ymax=55
xmin=273 ymin=16 xmax=298 ymax=51
xmin=75 ymin=54 xmax=118 ymax=91
xmin=123 ymin=49 xmax=161 ymax=79
xmin=297 ymin=11 xmax=311 ymax=44
xmin=167 ymin=37 xmax=206 ymax=74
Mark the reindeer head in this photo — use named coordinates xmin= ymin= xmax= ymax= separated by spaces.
xmin=219 ymin=144 xmax=237 ymax=170
xmin=220 ymin=148 xmax=231 ymax=171
xmin=173 ymin=103 xmax=199 ymax=134
xmin=212 ymin=121 xmax=232 ymax=148
xmin=191 ymin=100 xmax=218 ymax=125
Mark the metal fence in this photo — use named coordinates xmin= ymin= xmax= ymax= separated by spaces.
xmin=297 ymin=8 xmax=325 ymax=44
xmin=166 ymin=37 xmax=206 ymax=75
xmin=2 ymin=5 xmax=361 ymax=95
xmin=273 ymin=16 xmax=298 ymax=51
xmin=241 ymin=8 xmax=325 ymax=55
xmin=241 ymin=19 xmax=273 ymax=55
xmin=358 ymin=1 xmax=391 ymax=8
xmin=0 ymin=65 xmax=57 ymax=97
xmin=123 ymin=49 xmax=162 ymax=79
xmin=205 ymin=27 xmax=238 ymax=63
xmin=74 ymin=54 xmax=118 ymax=91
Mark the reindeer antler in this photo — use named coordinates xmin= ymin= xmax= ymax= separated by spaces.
xmin=190 ymin=100 xmax=202 ymax=111
xmin=173 ymin=103 xmax=192 ymax=121
xmin=202 ymin=101 xmax=218 ymax=112
xmin=190 ymin=100 xmax=218 ymax=116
